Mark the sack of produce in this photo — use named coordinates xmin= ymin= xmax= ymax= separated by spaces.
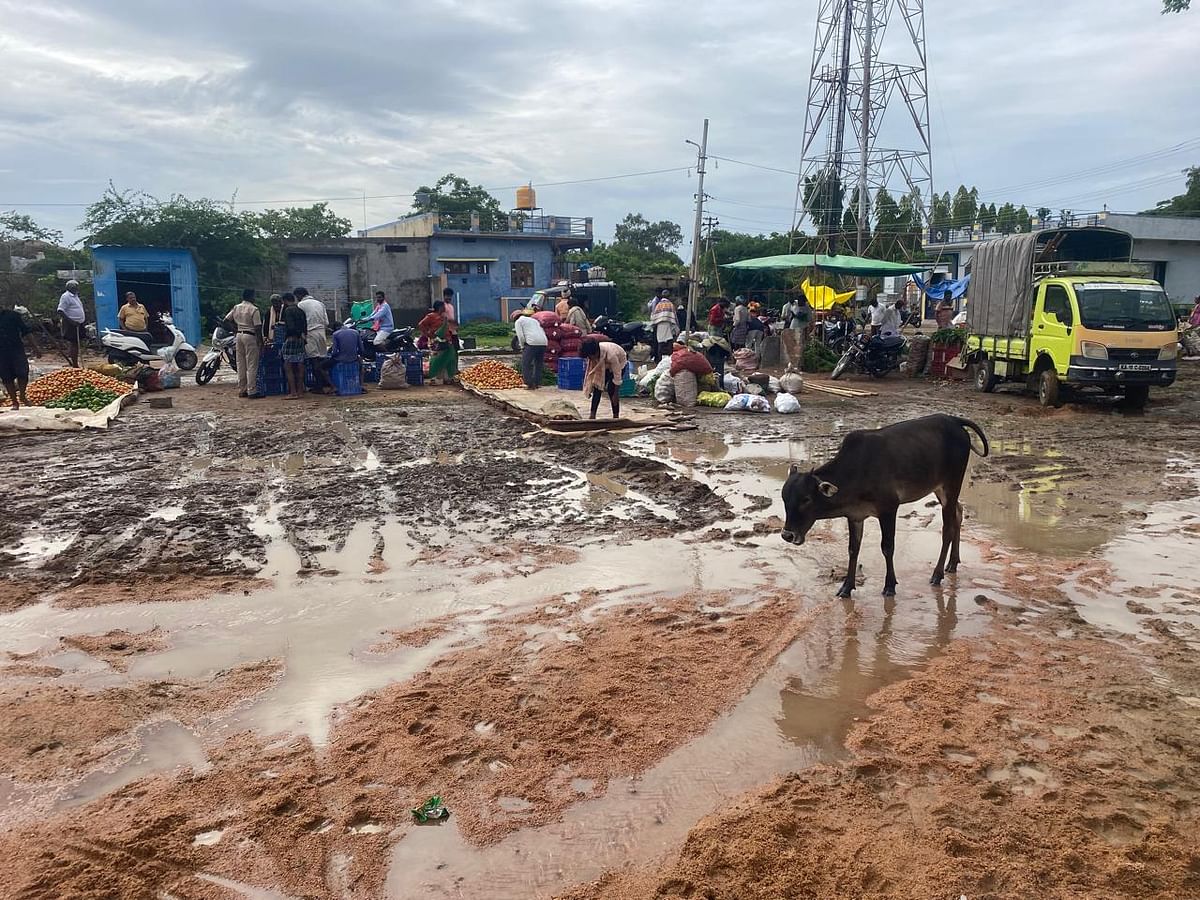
xmin=779 ymin=368 xmax=804 ymax=394
xmin=733 ymin=348 xmax=759 ymax=372
xmin=774 ymin=392 xmax=801 ymax=414
xmin=724 ymin=393 xmax=771 ymax=412
xmin=906 ymin=334 xmax=930 ymax=377
xmin=558 ymin=323 xmax=583 ymax=339
xmin=544 ymin=326 xmax=563 ymax=342
xmin=533 ymin=311 xmax=561 ymax=328
xmin=1180 ymin=327 xmax=1200 ymax=357
xmin=669 ymin=348 xmax=713 ymax=377
xmin=653 ymin=371 xmax=676 ymax=405
xmin=673 ymin=370 xmax=699 ymax=407
xmin=698 ymin=372 xmax=719 ymax=391
xmin=697 ymin=390 xmax=732 ymax=408
xmin=379 ymin=356 xmax=409 ymax=389
xmin=560 ymin=338 xmax=583 ymax=354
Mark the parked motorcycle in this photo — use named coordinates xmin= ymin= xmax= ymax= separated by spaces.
xmin=821 ymin=317 xmax=855 ymax=355
xmin=195 ymin=325 xmax=237 ymax=385
xmin=343 ymin=319 xmax=417 ymax=358
xmin=830 ymin=332 xmax=906 ymax=380
xmin=102 ymin=316 xmax=197 ymax=370
xmin=591 ymin=316 xmax=653 ymax=353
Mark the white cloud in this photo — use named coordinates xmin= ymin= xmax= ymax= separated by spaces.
xmin=0 ymin=0 xmax=1196 ymax=251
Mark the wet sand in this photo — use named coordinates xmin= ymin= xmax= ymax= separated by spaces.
xmin=0 ymin=367 xmax=1198 ymax=897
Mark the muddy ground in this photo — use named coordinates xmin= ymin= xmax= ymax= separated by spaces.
xmin=1 ymin=363 xmax=1199 ymax=898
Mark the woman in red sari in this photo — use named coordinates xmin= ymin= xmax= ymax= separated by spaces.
xmin=418 ymin=300 xmax=458 ymax=385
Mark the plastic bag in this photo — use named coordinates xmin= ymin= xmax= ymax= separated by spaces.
xmin=639 ymin=356 xmax=671 ymax=388
xmin=654 ymin=371 xmax=676 ymax=405
xmin=768 ymin=376 xmax=781 ymax=393
xmin=774 ymin=392 xmax=801 ymax=414
xmin=697 ymin=390 xmax=732 ymax=408
xmin=157 ymin=363 xmax=181 ymax=390
xmin=724 ymin=393 xmax=771 ymax=412
xmin=722 ymin=373 xmax=746 ymax=394
xmin=673 ymin=370 xmax=699 ymax=407
xmin=379 ymin=356 xmax=409 ymax=389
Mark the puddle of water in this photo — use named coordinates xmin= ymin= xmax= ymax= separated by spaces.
xmin=10 ymin=529 xmax=77 ymax=567
xmin=58 ymin=721 xmax=209 ymax=809
xmin=386 ymin=563 xmax=992 ymax=899
xmin=149 ymin=506 xmax=186 ymax=523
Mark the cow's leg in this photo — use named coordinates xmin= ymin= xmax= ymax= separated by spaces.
xmin=931 ymin=487 xmax=953 ymax=584
xmin=947 ymin=501 xmax=965 ymax=573
xmin=837 ymin=517 xmax=864 ymax=598
xmin=879 ymin=506 xmax=899 ymax=596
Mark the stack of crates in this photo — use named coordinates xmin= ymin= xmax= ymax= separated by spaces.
xmin=331 ymin=361 xmax=363 ymax=396
xmin=557 ymin=356 xmax=585 ymax=390
xmin=256 ymin=349 xmax=288 ymax=396
xmin=619 ymin=360 xmax=636 ymax=397
xmin=401 ymin=351 xmax=424 ymax=386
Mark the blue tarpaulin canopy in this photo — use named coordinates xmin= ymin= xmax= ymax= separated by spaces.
xmin=913 ymin=273 xmax=970 ymax=301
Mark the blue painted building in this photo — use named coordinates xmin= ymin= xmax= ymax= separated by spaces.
xmin=360 ymin=211 xmax=593 ymax=322
xmin=91 ymin=246 xmax=201 ymax=345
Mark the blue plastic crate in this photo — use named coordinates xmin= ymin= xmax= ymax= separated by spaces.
xmin=401 ymin=351 xmax=424 ymax=386
xmin=331 ymin=360 xmax=363 ymax=396
xmin=256 ymin=357 xmax=289 ymax=396
xmin=557 ymin=356 xmax=585 ymax=390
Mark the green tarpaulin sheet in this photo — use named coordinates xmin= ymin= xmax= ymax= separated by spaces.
xmin=721 ymin=253 xmax=926 ymax=276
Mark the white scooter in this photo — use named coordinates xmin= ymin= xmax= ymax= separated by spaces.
xmin=195 ymin=325 xmax=237 ymax=385
xmin=102 ymin=314 xmax=197 ymax=370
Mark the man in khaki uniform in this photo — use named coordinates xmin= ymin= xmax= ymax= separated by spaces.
xmin=228 ymin=288 xmax=263 ymax=398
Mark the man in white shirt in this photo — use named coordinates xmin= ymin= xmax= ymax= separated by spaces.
xmin=514 ymin=310 xmax=548 ymax=389
xmin=294 ymin=287 xmax=333 ymax=393
xmin=869 ymin=298 xmax=903 ymax=338
xmin=57 ymin=279 xmax=86 ymax=367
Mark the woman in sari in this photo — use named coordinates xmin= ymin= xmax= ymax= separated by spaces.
xmin=419 ymin=299 xmax=458 ymax=384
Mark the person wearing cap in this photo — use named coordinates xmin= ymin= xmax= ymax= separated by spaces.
xmin=227 ymin=288 xmax=263 ymax=399
xmin=57 ymin=279 xmax=86 ymax=367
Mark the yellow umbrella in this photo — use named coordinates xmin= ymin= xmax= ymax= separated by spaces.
xmin=801 ymin=278 xmax=856 ymax=311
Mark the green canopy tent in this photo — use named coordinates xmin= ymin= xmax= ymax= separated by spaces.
xmin=720 ymin=253 xmax=926 ymax=276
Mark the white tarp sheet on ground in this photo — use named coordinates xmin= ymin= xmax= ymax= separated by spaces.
xmin=0 ymin=393 xmax=134 ymax=435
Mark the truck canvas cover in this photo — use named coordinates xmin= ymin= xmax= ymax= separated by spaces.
xmin=969 ymin=228 xmax=1134 ymax=338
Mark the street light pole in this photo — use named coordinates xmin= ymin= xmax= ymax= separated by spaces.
xmin=686 ymin=118 xmax=709 ymax=333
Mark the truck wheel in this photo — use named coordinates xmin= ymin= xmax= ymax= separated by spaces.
xmin=1037 ymin=368 xmax=1062 ymax=408
xmin=974 ymin=359 xmax=999 ymax=393
xmin=1123 ymin=385 xmax=1149 ymax=409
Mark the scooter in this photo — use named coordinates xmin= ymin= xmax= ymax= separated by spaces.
xmin=821 ymin=317 xmax=855 ymax=355
xmin=195 ymin=325 xmax=237 ymax=385
xmin=102 ymin=316 xmax=197 ymax=370
xmin=830 ymin=332 xmax=906 ymax=380
xmin=592 ymin=316 xmax=653 ymax=353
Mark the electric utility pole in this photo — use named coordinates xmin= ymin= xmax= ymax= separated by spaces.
xmin=686 ymin=118 xmax=709 ymax=331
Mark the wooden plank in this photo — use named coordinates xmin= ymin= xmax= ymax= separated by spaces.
xmin=803 ymin=379 xmax=876 ymax=397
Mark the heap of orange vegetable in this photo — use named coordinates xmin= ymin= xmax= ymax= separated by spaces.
xmin=26 ymin=368 xmax=134 ymax=407
xmin=458 ymin=359 xmax=526 ymax=391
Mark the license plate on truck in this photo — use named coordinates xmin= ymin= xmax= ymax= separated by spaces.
xmin=1119 ymin=364 xmax=1151 ymax=371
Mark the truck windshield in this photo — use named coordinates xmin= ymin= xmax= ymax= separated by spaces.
xmin=1074 ymin=284 xmax=1175 ymax=332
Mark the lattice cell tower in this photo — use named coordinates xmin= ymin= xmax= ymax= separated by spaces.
xmin=792 ymin=0 xmax=932 ymax=256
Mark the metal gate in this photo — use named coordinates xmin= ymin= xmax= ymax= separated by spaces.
xmin=287 ymin=254 xmax=349 ymax=319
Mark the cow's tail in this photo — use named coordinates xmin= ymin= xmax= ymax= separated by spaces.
xmin=956 ymin=417 xmax=989 ymax=457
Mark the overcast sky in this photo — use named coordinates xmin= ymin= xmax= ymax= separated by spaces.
xmin=1 ymin=0 xmax=1198 ymax=253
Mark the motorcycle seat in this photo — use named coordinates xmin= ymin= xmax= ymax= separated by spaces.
xmin=877 ymin=335 xmax=904 ymax=350
xmin=622 ymin=322 xmax=644 ymax=333
xmin=115 ymin=329 xmax=154 ymax=343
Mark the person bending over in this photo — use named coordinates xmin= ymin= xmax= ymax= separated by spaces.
xmin=580 ymin=337 xmax=627 ymax=420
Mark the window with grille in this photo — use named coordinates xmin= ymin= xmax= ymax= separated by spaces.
xmin=510 ymin=262 xmax=534 ymax=289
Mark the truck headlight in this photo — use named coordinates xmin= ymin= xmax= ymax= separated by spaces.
xmin=1080 ymin=341 xmax=1108 ymax=360
xmin=1159 ymin=342 xmax=1178 ymax=361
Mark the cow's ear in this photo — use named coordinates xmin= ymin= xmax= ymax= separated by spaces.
xmin=817 ymin=480 xmax=839 ymax=498
xmin=788 ymin=464 xmax=800 ymax=476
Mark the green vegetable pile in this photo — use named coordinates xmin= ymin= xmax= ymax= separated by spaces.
xmin=928 ymin=327 xmax=967 ymax=348
xmin=803 ymin=341 xmax=841 ymax=372
xmin=44 ymin=384 xmax=120 ymax=412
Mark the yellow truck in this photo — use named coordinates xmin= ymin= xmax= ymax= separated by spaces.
xmin=965 ymin=227 xmax=1178 ymax=408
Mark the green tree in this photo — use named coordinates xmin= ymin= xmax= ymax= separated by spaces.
xmin=565 ymin=241 xmax=685 ymax=319
xmin=802 ymin=166 xmax=845 ymax=248
xmin=930 ymin=191 xmax=953 ymax=230
xmin=995 ymin=202 xmax=1018 ymax=234
xmin=1143 ymin=166 xmax=1200 ymax=215
xmin=0 ymin=211 xmax=64 ymax=244
xmin=950 ymin=185 xmax=979 ymax=229
xmin=1163 ymin=1 xmax=1189 ymax=12
xmin=1017 ymin=205 xmax=1032 ymax=231
xmin=978 ymin=202 xmax=998 ymax=233
xmin=411 ymin=174 xmax=507 ymax=231
xmin=252 ymin=203 xmax=352 ymax=240
xmin=1035 ymin=206 xmax=1053 ymax=222
xmin=81 ymin=185 xmax=278 ymax=325
xmin=613 ymin=213 xmax=684 ymax=255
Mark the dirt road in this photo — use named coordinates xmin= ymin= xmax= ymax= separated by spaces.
xmin=1 ymin=365 xmax=1198 ymax=898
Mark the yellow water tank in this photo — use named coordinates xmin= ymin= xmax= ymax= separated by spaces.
xmin=516 ymin=184 xmax=537 ymax=210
